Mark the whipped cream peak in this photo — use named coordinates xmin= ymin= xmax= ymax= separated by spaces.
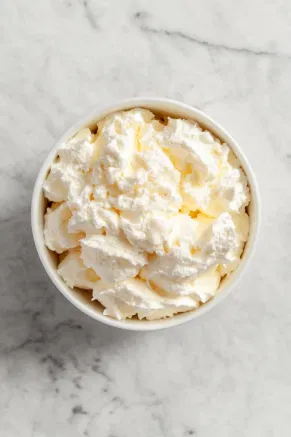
xmin=58 ymin=128 xmax=95 ymax=172
xmin=44 ymin=202 xmax=83 ymax=254
xmin=141 ymin=267 xmax=221 ymax=302
xmin=198 ymin=212 xmax=239 ymax=263
xmin=80 ymin=234 xmax=147 ymax=283
xmin=159 ymin=118 xmax=220 ymax=183
xmin=97 ymin=109 xmax=154 ymax=170
xmin=93 ymin=278 xmax=199 ymax=321
xmin=120 ymin=210 xmax=171 ymax=256
xmin=43 ymin=108 xmax=250 ymax=320
xmin=43 ymin=128 xmax=96 ymax=202
xmin=66 ymin=184 xmax=120 ymax=236
xmin=58 ymin=249 xmax=99 ymax=289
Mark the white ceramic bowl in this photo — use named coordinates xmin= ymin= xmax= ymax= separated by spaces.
xmin=31 ymin=98 xmax=260 ymax=331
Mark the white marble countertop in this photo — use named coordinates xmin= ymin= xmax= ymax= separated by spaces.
xmin=1 ymin=1 xmax=291 ymax=436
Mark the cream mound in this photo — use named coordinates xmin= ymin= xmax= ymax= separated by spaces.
xmin=43 ymin=108 xmax=250 ymax=321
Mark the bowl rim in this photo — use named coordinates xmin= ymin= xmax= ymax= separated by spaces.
xmin=31 ymin=97 xmax=261 ymax=331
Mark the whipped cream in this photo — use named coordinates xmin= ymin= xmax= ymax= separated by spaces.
xmin=80 ymin=235 xmax=147 ymax=283
xmin=43 ymin=108 xmax=250 ymax=320
xmin=58 ymin=248 xmax=99 ymax=289
xmin=43 ymin=128 xmax=95 ymax=202
xmin=44 ymin=202 xmax=83 ymax=253
xmin=92 ymin=278 xmax=199 ymax=321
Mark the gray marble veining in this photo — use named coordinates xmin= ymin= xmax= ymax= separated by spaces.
xmin=1 ymin=0 xmax=291 ymax=436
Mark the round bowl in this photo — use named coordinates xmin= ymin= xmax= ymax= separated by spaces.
xmin=31 ymin=98 xmax=261 ymax=331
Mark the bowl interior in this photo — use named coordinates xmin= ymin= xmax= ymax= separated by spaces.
xmin=32 ymin=98 xmax=260 ymax=330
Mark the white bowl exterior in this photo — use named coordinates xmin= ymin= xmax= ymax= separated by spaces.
xmin=31 ymin=98 xmax=261 ymax=331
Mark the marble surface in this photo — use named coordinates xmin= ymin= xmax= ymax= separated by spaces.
xmin=1 ymin=0 xmax=291 ymax=435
